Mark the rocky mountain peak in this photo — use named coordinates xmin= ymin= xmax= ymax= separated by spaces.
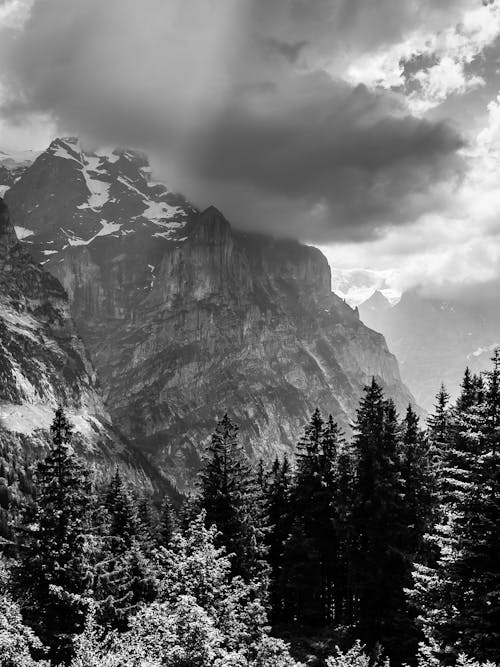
xmin=191 ymin=206 xmax=232 ymax=243
xmin=362 ymin=290 xmax=392 ymax=311
xmin=4 ymin=137 xmax=198 ymax=265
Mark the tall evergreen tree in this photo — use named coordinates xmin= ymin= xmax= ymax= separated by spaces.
xmin=456 ymin=367 xmax=475 ymax=411
xmin=427 ymin=384 xmax=451 ymax=466
xmin=158 ymin=497 xmax=176 ymax=548
xmin=400 ymin=404 xmax=436 ymax=558
xmin=265 ymin=455 xmax=292 ymax=624
xmin=282 ymin=409 xmax=326 ymax=625
xmin=352 ymin=381 xmax=415 ymax=664
xmin=95 ymin=470 xmax=156 ymax=630
xmin=332 ymin=435 xmax=357 ymax=627
xmin=15 ymin=408 xmax=94 ymax=664
xmin=414 ymin=355 xmax=500 ymax=663
xmin=199 ymin=414 xmax=267 ymax=582
xmin=137 ymin=494 xmax=158 ymax=553
xmin=282 ymin=410 xmax=347 ymax=626
xmin=104 ymin=468 xmax=139 ymax=550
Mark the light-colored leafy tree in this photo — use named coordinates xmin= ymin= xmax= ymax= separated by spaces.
xmin=0 ymin=558 xmax=47 ymax=667
xmin=71 ymin=513 xmax=300 ymax=667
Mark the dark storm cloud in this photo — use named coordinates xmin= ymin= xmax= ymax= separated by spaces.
xmin=0 ymin=0 xmax=469 ymax=242
xmin=187 ymin=74 xmax=465 ymax=241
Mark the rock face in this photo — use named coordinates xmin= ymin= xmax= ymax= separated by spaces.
xmin=6 ymin=138 xmax=416 ymax=487
xmin=359 ymin=289 xmax=500 ymax=412
xmin=0 ymin=196 xmax=157 ymax=485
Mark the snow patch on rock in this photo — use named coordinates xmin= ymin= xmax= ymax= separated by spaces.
xmin=14 ymin=226 xmax=34 ymax=240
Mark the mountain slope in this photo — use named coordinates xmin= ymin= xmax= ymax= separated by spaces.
xmin=359 ymin=289 xmax=500 ymax=411
xmin=0 ymin=196 xmax=159 ymax=487
xmin=5 ymin=138 xmax=416 ymax=488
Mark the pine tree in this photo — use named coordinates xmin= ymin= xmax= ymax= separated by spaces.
xmin=315 ymin=415 xmax=346 ymax=626
xmin=281 ymin=409 xmax=325 ymax=624
xmin=427 ymin=384 xmax=451 ymax=466
xmin=456 ymin=367 xmax=475 ymax=411
xmin=199 ymin=414 xmax=267 ymax=582
xmin=282 ymin=410 xmax=347 ymax=626
xmin=332 ymin=435 xmax=357 ymax=627
xmin=264 ymin=455 xmax=292 ymax=624
xmin=158 ymin=497 xmax=176 ymax=548
xmin=14 ymin=407 xmax=94 ymax=664
xmin=400 ymin=404 xmax=436 ymax=558
xmin=95 ymin=471 xmax=156 ymax=630
xmin=104 ymin=468 xmax=138 ymax=550
xmin=351 ymin=381 xmax=415 ymax=663
xmin=414 ymin=355 xmax=500 ymax=662
xmin=136 ymin=494 xmax=160 ymax=554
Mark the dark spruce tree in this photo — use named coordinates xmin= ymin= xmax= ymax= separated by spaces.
xmin=199 ymin=414 xmax=267 ymax=582
xmin=14 ymin=407 xmax=93 ymax=665
xmin=282 ymin=409 xmax=348 ymax=626
xmin=281 ymin=409 xmax=325 ymax=625
xmin=400 ymin=404 xmax=436 ymax=559
xmin=351 ymin=380 xmax=416 ymax=664
xmin=427 ymin=383 xmax=451 ymax=467
xmin=331 ymin=429 xmax=357 ymax=627
xmin=264 ymin=455 xmax=292 ymax=624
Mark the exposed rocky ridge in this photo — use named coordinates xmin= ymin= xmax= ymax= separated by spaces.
xmin=6 ymin=138 xmax=416 ymax=488
xmin=0 ymin=196 xmax=159 ymax=488
xmin=359 ymin=289 xmax=500 ymax=411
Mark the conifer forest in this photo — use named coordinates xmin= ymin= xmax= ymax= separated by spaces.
xmin=1 ymin=355 xmax=499 ymax=667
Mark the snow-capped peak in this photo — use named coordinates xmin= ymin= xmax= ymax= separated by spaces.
xmin=7 ymin=137 xmax=198 ymax=258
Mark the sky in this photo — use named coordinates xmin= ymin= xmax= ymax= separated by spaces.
xmin=1 ymin=0 xmax=500 ymax=303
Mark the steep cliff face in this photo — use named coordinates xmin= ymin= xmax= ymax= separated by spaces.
xmin=0 ymin=197 xmax=158 ymax=485
xmin=6 ymin=138 xmax=416 ymax=487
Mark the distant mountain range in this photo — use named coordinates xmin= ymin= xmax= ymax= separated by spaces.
xmin=359 ymin=289 xmax=500 ymax=412
xmin=0 ymin=137 xmax=416 ymax=488
xmin=330 ymin=267 xmax=399 ymax=306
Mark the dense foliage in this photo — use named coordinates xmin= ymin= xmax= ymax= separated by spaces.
xmin=0 ymin=357 xmax=499 ymax=666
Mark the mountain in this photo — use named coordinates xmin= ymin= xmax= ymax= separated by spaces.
xmin=358 ymin=290 xmax=392 ymax=322
xmin=331 ymin=267 xmax=399 ymax=306
xmin=0 ymin=196 xmax=159 ymax=489
xmin=4 ymin=137 xmax=416 ymax=488
xmin=359 ymin=288 xmax=500 ymax=411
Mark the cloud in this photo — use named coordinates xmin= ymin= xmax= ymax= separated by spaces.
xmin=322 ymin=88 xmax=500 ymax=300
xmin=0 ymin=0 xmax=468 ymax=243
xmin=180 ymin=74 xmax=465 ymax=241
xmin=344 ymin=1 xmax=500 ymax=114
